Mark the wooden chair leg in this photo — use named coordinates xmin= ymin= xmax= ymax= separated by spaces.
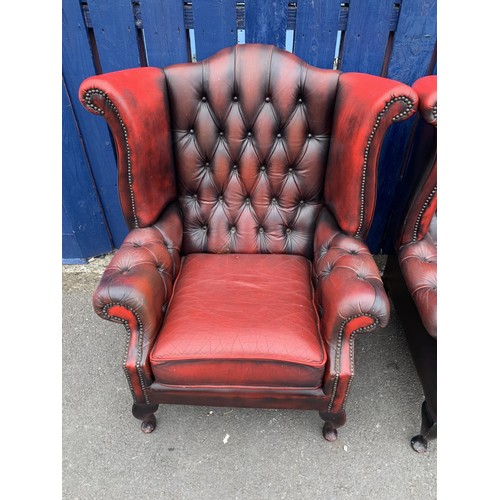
xmin=132 ymin=403 xmax=159 ymax=433
xmin=411 ymin=400 xmax=437 ymax=452
xmin=319 ymin=410 xmax=346 ymax=442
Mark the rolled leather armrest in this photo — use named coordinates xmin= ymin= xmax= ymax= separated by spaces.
xmin=314 ymin=208 xmax=390 ymax=348
xmin=398 ymin=232 xmax=437 ymax=338
xmin=93 ymin=203 xmax=183 ymax=349
xmin=79 ymin=67 xmax=177 ymax=229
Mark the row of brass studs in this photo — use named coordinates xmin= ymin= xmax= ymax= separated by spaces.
xmin=355 ymin=95 xmax=414 ymax=238
xmin=101 ymin=302 xmax=149 ymax=404
xmin=83 ymin=89 xmax=139 ymax=228
xmin=327 ymin=313 xmax=379 ymax=412
xmin=341 ymin=320 xmax=379 ymax=410
xmin=412 ymin=185 xmax=437 ymax=242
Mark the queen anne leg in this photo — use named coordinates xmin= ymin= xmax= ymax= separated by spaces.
xmin=132 ymin=403 xmax=159 ymax=433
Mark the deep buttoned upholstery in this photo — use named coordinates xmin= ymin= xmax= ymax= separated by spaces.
xmin=165 ymin=46 xmax=338 ymax=257
xmin=80 ymin=44 xmax=417 ymax=437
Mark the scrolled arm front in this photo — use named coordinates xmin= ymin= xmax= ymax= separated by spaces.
xmin=314 ymin=208 xmax=390 ymax=414
xmin=93 ymin=204 xmax=183 ymax=403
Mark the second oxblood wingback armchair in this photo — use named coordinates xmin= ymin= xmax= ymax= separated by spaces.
xmin=79 ymin=44 xmax=417 ymax=441
xmin=383 ymin=75 xmax=437 ymax=452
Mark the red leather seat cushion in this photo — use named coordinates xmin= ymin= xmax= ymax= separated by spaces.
xmin=150 ymin=253 xmax=326 ymax=388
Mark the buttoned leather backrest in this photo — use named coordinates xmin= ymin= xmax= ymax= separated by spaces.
xmin=164 ymin=44 xmax=339 ymax=257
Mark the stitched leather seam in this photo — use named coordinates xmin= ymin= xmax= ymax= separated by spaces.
xmin=327 ymin=313 xmax=379 ymax=412
xmin=101 ymin=302 xmax=149 ymax=404
xmin=83 ymin=89 xmax=139 ymax=228
xmin=432 ymin=104 xmax=437 ymax=121
xmin=355 ymin=95 xmax=415 ymax=238
xmin=412 ymin=185 xmax=437 ymax=242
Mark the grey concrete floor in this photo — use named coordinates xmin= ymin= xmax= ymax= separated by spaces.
xmin=62 ymin=255 xmax=436 ymax=500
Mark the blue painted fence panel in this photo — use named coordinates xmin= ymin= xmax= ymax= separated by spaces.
xmin=87 ymin=0 xmax=141 ymax=72
xmin=140 ymin=0 xmax=189 ymax=67
xmin=294 ymin=0 xmax=340 ymax=69
xmin=63 ymin=78 xmax=112 ymax=262
xmin=62 ymin=0 xmax=128 ymax=248
xmin=245 ymin=0 xmax=289 ymax=48
xmin=367 ymin=0 xmax=438 ymax=252
xmin=63 ymin=204 xmax=85 ymax=264
xmin=192 ymin=0 xmax=237 ymax=61
xmin=340 ymin=0 xmax=394 ymax=74
xmin=387 ymin=0 xmax=437 ymax=85
xmin=62 ymin=0 xmax=437 ymax=261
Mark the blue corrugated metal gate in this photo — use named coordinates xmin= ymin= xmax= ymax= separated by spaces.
xmin=62 ymin=0 xmax=437 ymax=263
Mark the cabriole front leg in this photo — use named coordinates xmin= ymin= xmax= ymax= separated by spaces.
xmin=319 ymin=410 xmax=346 ymax=442
xmin=132 ymin=403 xmax=160 ymax=433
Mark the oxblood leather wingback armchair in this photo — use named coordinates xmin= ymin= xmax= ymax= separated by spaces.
xmin=384 ymin=75 xmax=437 ymax=452
xmin=79 ymin=44 xmax=417 ymax=441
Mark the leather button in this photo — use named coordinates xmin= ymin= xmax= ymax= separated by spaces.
xmin=205 ymin=162 xmax=210 ymax=167
xmin=233 ymin=96 xmax=238 ymax=101
xmin=247 ymin=131 xmax=252 ymax=137
xmin=288 ymin=167 xmax=293 ymax=173
xmin=218 ymin=195 xmax=223 ymax=201
xmin=245 ymin=197 xmax=250 ymax=204
xmin=286 ymin=228 xmax=292 ymax=235
xmin=230 ymin=226 xmax=236 ymax=233
xmin=232 ymin=164 xmax=238 ymax=170
xmin=202 ymin=225 xmax=207 ymax=231
xmin=219 ymin=131 xmax=224 ymax=136
xmin=265 ymin=97 xmax=270 ymax=102
xmin=261 ymin=165 xmax=266 ymax=171
xmin=193 ymin=194 xmax=198 ymax=199
xmin=272 ymin=197 xmax=277 ymax=204
xmin=277 ymin=133 xmax=282 ymax=139
xmin=299 ymin=200 xmax=304 ymax=205
xmin=259 ymin=227 xmax=264 ymax=233
xmin=201 ymin=96 xmax=207 ymax=102
xmin=307 ymin=133 xmax=312 ymax=138
xmin=189 ymin=129 xmax=194 ymax=134
xmin=298 ymin=98 xmax=303 ymax=103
